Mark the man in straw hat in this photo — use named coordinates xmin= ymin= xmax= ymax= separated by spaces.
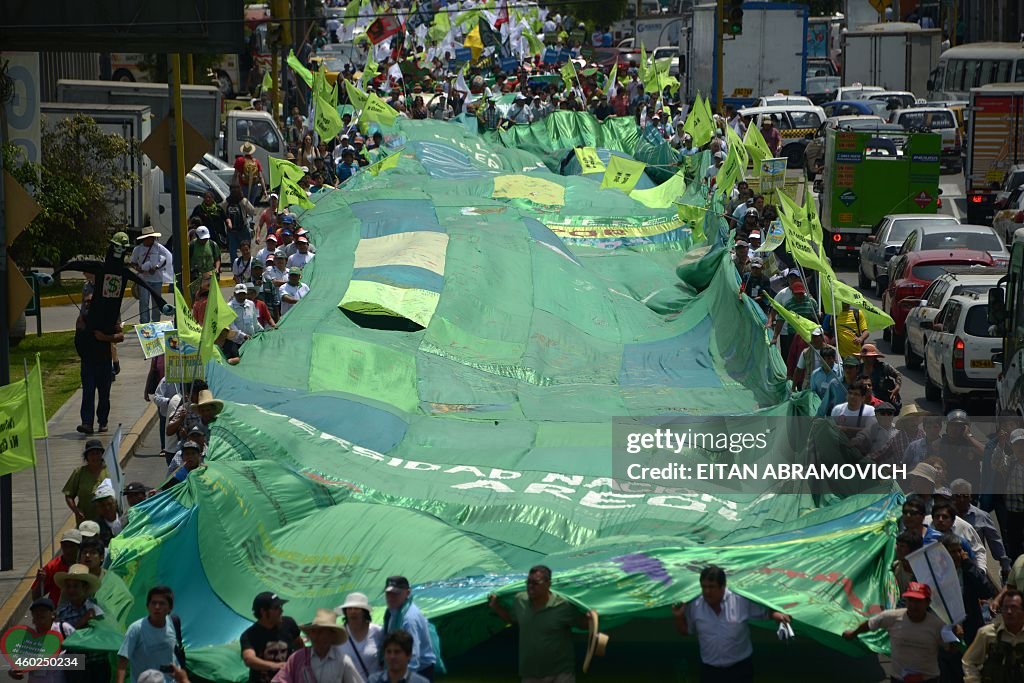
xmin=488 ymin=565 xmax=596 ymax=681
xmin=234 ymin=141 xmax=266 ymax=205
xmin=864 ymin=404 xmax=928 ymax=467
xmin=272 ymin=608 xmax=362 ymax=683
xmin=54 ymin=563 xmax=102 ymax=629
xmin=130 ymin=226 xmax=172 ymax=324
xmin=672 ymin=565 xmax=791 ymax=682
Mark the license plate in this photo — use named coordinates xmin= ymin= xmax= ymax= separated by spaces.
xmin=971 ymin=359 xmax=994 ymax=368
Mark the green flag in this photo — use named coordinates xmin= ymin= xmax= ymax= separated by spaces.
xmin=715 ymin=144 xmax=745 ymax=197
xmin=560 ymin=60 xmax=577 ymax=92
xmin=0 ymin=380 xmax=35 ymax=476
xmin=287 ymin=49 xmax=313 ymax=89
xmin=174 ymin=285 xmax=202 ymax=348
xmin=677 ymin=201 xmax=708 ymax=243
xmin=804 ymin=190 xmax=824 ymax=249
xmin=361 ymin=94 xmax=398 ymax=129
xmin=361 ymin=52 xmax=379 ymax=88
xmin=775 ymin=190 xmax=811 ymax=239
xmin=638 ymin=42 xmax=648 ymax=85
xmin=261 ymin=70 xmax=273 ymax=93
xmin=765 ymin=294 xmax=821 ymax=343
xmin=683 ymin=93 xmax=714 ymax=148
xmin=607 ymin=61 xmax=618 ymax=98
xmin=600 ymin=156 xmax=647 ymax=193
xmin=346 ymin=80 xmax=368 ymax=111
xmin=726 ymin=125 xmax=748 ymax=169
xmin=780 ymin=212 xmax=828 ymax=273
xmin=199 ymin=284 xmax=237 ymax=365
xmin=281 ymin=176 xmax=315 ymax=209
xmin=631 ymin=171 xmax=686 ymax=209
xmin=820 ymin=269 xmax=895 ymax=331
xmin=366 ymin=149 xmax=403 ymax=176
xmin=428 ymin=10 xmax=452 ymax=43
xmin=27 ymin=354 xmax=46 ymax=439
xmin=269 ymin=157 xmax=306 ymax=191
xmin=314 ymin=91 xmax=344 ymax=141
xmin=744 ymin=123 xmax=773 ymax=169
xmin=574 ymin=147 xmax=605 ymax=174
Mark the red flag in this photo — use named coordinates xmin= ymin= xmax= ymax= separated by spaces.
xmin=366 ymin=15 xmax=403 ymax=44
xmin=495 ymin=0 xmax=509 ymax=27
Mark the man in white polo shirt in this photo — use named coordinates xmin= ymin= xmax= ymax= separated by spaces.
xmin=671 ymin=565 xmax=791 ymax=682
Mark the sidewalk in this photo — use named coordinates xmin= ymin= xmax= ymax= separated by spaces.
xmin=0 ymin=310 xmax=164 ymax=632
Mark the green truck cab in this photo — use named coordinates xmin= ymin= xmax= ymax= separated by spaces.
xmin=821 ymin=126 xmax=942 ymax=259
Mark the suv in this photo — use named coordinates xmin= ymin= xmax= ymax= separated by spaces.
xmin=882 ymin=249 xmax=995 ymax=353
xmin=903 ymin=267 xmax=1005 ymax=370
xmin=889 ymin=107 xmax=962 ymax=172
xmin=995 ymin=165 xmax=1024 ymax=211
xmin=859 ymin=214 xmax=961 ymax=296
xmin=924 ymin=293 xmax=1001 ymax=412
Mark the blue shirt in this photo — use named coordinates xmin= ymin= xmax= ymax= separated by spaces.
xmin=923 ymin=526 xmax=975 ymax=561
xmin=336 ymin=162 xmax=360 ymax=182
xmin=369 ymin=671 xmax=429 ymax=683
xmin=118 ymin=616 xmax=181 ymax=683
xmin=809 ymin=363 xmax=842 ymax=397
xmin=383 ymin=601 xmax=435 ymax=671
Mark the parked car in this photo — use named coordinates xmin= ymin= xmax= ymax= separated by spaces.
xmin=882 ymin=249 xmax=995 ymax=353
xmin=888 ymin=107 xmax=962 ymax=172
xmin=735 ymin=104 xmax=826 ymax=167
xmin=197 ymin=152 xmax=236 ymax=187
xmin=892 ymin=223 xmax=1009 ymax=270
xmin=903 ymin=267 xmax=1004 ymax=370
xmin=924 ymin=293 xmax=1001 ymax=412
xmin=993 ymin=186 xmax=1024 ymax=242
xmin=859 ymin=214 xmax=962 ymax=295
xmin=822 ymin=99 xmax=889 ymax=118
xmin=994 ymin=164 xmax=1024 ymax=210
xmin=804 ymin=115 xmax=889 ymax=180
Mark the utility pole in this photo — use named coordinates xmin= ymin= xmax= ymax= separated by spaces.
xmin=715 ymin=0 xmax=725 ymax=113
xmin=0 ymin=145 xmax=10 ymax=571
xmin=168 ymin=55 xmax=191 ymax=300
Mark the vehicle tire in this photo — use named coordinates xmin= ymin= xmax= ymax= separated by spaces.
xmin=874 ymin=276 xmax=887 ymax=299
xmin=112 ymin=69 xmax=135 ymax=82
xmin=925 ymin=370 xmax=941 ymax=402
xmin=890 ymin=330 xmax=904 ymax=354
xmin=905 ymin=339 xmax=922 ymax=370
xmin=941 ymin=373 xmax=959 ymax=414
xmin=857 ymin=263 xmax=870 ymax=289
xmin=216 ymin=70 xmax=234 ymax=98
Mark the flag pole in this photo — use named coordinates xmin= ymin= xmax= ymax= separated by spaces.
xmin=36 ymin=355 xmax=55 ymax=546
xmin=23 ymin=360 xmax=43 ymax=567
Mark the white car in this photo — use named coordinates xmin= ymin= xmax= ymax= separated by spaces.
xmin=924 ymin=293 xmax=1001 ymax=412
xmin=756 ymin=94 xmax=814 ymax=108
xmin=831 ymin=85 xmax=885 ymax=101
xmin=904 ymin=267 xmax=1004 ymax=371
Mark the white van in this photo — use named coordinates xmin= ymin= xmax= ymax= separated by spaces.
xmin=928 ymin=42 xmax=1024 ymax=101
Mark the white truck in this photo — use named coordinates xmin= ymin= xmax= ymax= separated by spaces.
xmin=685 ymin=2 xmax=808 ymax=107
xmin=40 ymin=102 xmax=152 ymax=235
xmin=840 ymin=22 xmax=942 ymax=95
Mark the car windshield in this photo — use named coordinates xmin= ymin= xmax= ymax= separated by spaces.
xmin=954 ymin=284 xmax=995 ymax=296
xmin=896 ymin=111 xmax=956 ymax=129
xmin=964 ymin=305 xmax=996 ymax=337
xmin=1005 ymin=170 xmax=1024 ymax=192
xmin=921 ymin=231 xmax=1002 ymax=252
xmin=869 ymin=93 xmax=917 ymax=109
xmin=890 ymin=219 xmax=960 ymax=241
xmin=806 ymin=78 xmax=840 ymax=94
xmin=788 ymin=111 xmax=822 ymax=128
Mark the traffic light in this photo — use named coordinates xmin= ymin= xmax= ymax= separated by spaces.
xmin=726 ymin=1 xmax=743 ymax=36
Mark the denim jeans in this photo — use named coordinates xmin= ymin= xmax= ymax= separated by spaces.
xmin=138 ymin=278 xmax=163 ymax=324
xmin=80 ymin=358 xmax=112 ymax=427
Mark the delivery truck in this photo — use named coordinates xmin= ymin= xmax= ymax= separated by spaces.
xmin=821 ymin=126 xmax=942 ymax=259
xmin=841 ymin=22 xmax=942 ymax=95
xmin=965 ymin=84 xmax=1024 ymax=225
xmin=686 ymin=2 xmax=808 ymax=107
xmin=40 ymin=102 xmax=152 ymax=235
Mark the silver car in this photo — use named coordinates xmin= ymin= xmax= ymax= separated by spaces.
xmin=858 ymin=214 xmax=961 ymax=296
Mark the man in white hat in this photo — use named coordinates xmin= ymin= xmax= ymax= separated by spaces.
xmin=287 ymin=236 xmax=315 ymax=270
xmin=506 ymin=94 xmax=533 ymax=125
xmin=130 ymin=226 xmax=172 ymax=324
xmin=92 ymin=478 xmax=124 ymax=546
xmin=792 ymin=327 xmax=836 ymax=391
xmin=274 ymin=609 xmax=362 ymax=683
xmin=188 ymin=226 xmax=221 ymax=282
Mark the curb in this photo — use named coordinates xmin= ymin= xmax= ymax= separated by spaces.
xmin=0 ymin=403 xmax=158 ymax=634
xmin=39 ymin=275 xmax=238 ymax=308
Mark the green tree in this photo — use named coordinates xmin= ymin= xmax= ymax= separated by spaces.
xmin=2 ymin=114 xmax=139 ymax=274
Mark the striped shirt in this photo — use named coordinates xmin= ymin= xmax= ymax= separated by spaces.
xmin=782 ymin=296 xmax=819 ymax=335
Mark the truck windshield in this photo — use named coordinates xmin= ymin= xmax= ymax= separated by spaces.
xmin=964 ymin=305 xmax=996 ymax=337
xmin=921 ymin=231 xmax=1002 ymax=252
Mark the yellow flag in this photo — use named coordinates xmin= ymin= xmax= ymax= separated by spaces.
xmin=820 ymin=269 xmax=895 ymax=331
xmin=683 ymin=93 xmax=714 ymax=148
xmin=775 ymin=189 xmax=811 ymax=238
xmin=281 ymin=176 xmax=315 ymax=209
xmin=780 ymin=212 xmax=828 ymax=273
xmin=346 ymin=80 xmax=368 ymax=111
xmin=261 ymin=70 xmax=273 ymax=92
xmin=574 ymin=147 xmax=606 ymax=174
xmin=199 ymin=282 xmax=237 ymax=365
xmin=744 ymin=123 xmax=773 ymax=169
xmin=726 ymin=125 xmax=748 ymax=169
xmin=464 ymin=24 xmax=484 ymax=60
xmin=676 ymin=202 xmax=708 ymax=243
xmin=287 ymin=49 xmax=313 ymax=88
xmin=174 ymin=285 xmax=202 ymax=348
xmin=27 ymin=354 xmax=46 ymax=438
xmin=715 ymin=144 xmax=744 ymax=196
xmin=765 ymin=294 xmax=821 ymax=343
xmin=600 ymin=156 xmax=647 ymax=193
xmin=361 ymin=94 xmax=398 ymax=129
xmin=367 ymin=149 xmax=403 ymax=176
xmin=632 ymin=171 xmax=685 ymax=209
xmin=0 ymin=380 xmax=35 ymax=476
xmin=560 ymin=60 xmax=577 ymax=92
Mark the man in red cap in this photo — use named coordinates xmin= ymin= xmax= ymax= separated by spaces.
xmin=843 ymin=581 xmax=958 ymax=683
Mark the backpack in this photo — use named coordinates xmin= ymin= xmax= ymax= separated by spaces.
xmin=171 ymin=614 xmax=186 ymax=670
xmin=226 ymin=202 xmax=249 ymax=234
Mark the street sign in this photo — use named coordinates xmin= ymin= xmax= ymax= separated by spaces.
xmin=140 ymin=117 xmax=211 ymax=175
xmin=914 ymin=190 xmax=933 ymax=209
xmin=839 ymin=189 xmax=858 ymax=206
xmin=4 ymin=171 xmax=40 ymax=327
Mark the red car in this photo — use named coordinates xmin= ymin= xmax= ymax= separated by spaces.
xmin=882 ymin=249 xmax=995 ymax=353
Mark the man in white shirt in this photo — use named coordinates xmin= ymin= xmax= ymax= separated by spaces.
xmin=287 ymin=237 xmax=315 ymax=270
xmin=255 ymin=233 xmax=279 ymax=266
xmin=279 ymin=268 xmax=310 ymax=315
xmin=506 ymin=95 xmax=533 ymax=124
xmin=671 ymin=565 xmax=791 ymax=682
xmin=268 ymin=251 xmax=290 ymax=287
xmin=831 ymin=380 xmax=876 ymax=439
xmin=130 ymin=226 xmax=172 ymax=324
xmin=226 ymin=284 xmax=264 ymax=360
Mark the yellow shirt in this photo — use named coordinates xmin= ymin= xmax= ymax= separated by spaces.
xmin=831 ymin=308 xmax=867 ymax=358
xmin=963 ymin=622 xmax=1024 ymax=683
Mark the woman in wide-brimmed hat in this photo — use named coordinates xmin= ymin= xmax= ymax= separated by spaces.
xmin=859 ymin=343 xmax=903 ymax=413
xmin=274 ymin=609 xmax=363 ymax=683
xmin=335 ymin=592 xmax=383 ymax=679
